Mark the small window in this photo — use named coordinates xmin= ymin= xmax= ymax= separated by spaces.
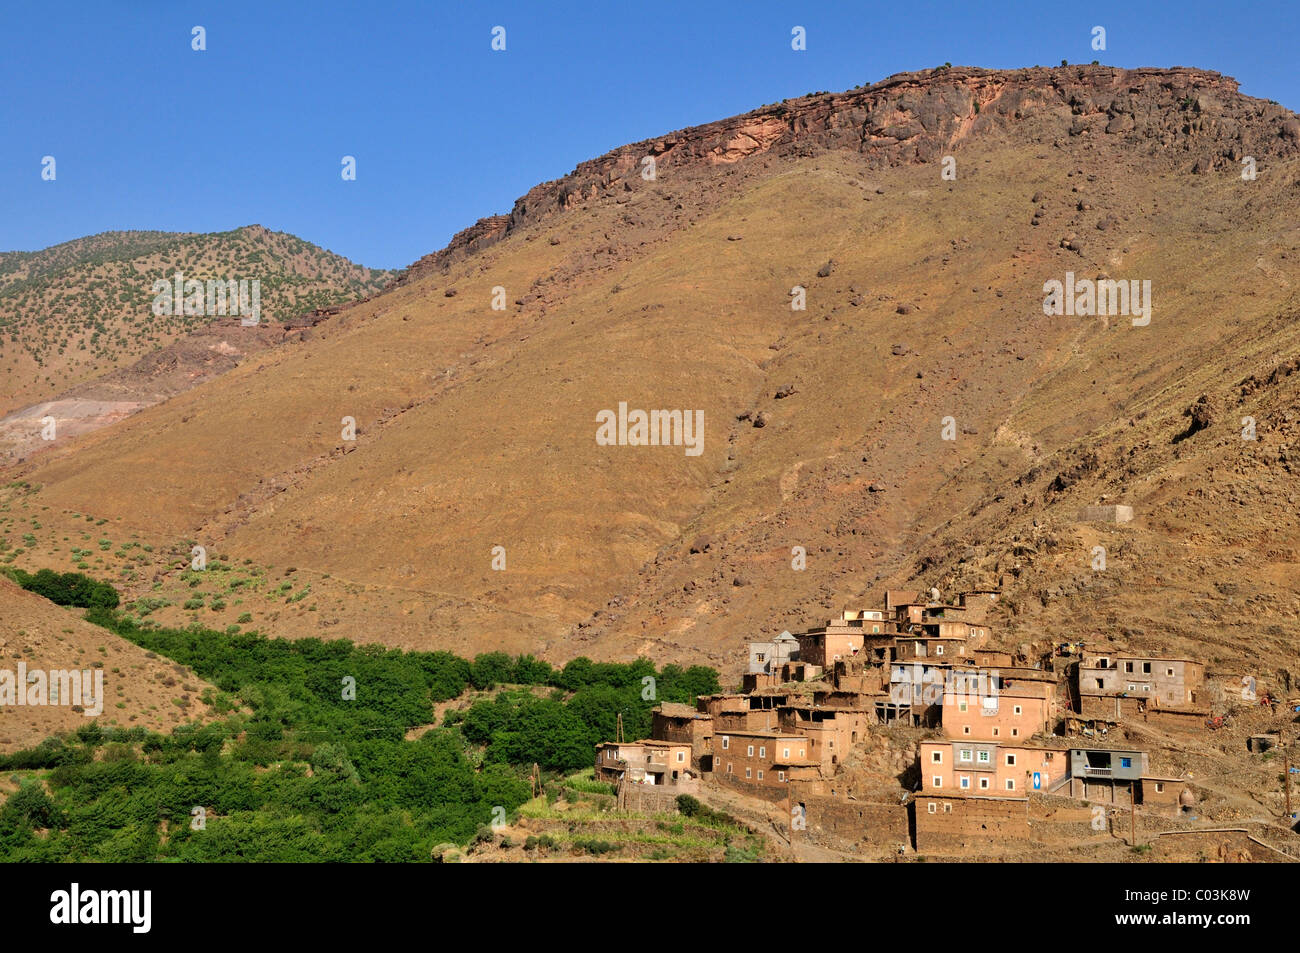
xmin=959 ymin=749 xmax=972 ymax=762
xmin=745 ymin=768 xmax=752 ymax=778
xmin=747 ymin=745 xmax=754 ymax=757
xmin=942 ymin=803 xmax=952 ymax=813
xmin=1005 ymin=779 xmax=1015 ymax=791
xmin=936 ymin=645 xmax=944 ymax=655
xmin=931 ymin=751 xmax=943 ymax=764
xmin=979 ymin=778 xmax=990 ymax=789
xmin=962 ymin=726 xmax=971 ymax=735
xmin=977 ymin=751 xmax=990 ymax=763
xmin=778 ymin=771 xmax=786 ymax=782
xmin=932 ymin=776 xmax=942 ymax=788
xmin=992 ymin=727 xmax=1000 ymax=737
xmin=1006 ymin=754 xmax=1017 ymax=766
xmin=960 ymin=776 xmax=970 ymax=789
xmin=1013 ymin=705 xmax=1022 ymax=716
xmin=758 ymin=746 xmax=766 ymax=759
xmin=721 ymin=736 xmax=729 ymax=750
xmin=1142 ymin=663 xmax=1151 ymax=674
xmin=726 ymin=763 xmax=733 ymax=774
xmin=783 ymin=747 xmax=790 ymax=759
xmin=757 ymin=770 xmax=764 ymax=780
xmin=1166 ymin=668 xmax=1174 ymax=677
xmin=927 ymin=803 xmax=937 ymax=814
xmin=958 ymin=700 xmax=968 ymax=713
xmin=1155 ymin=782 xmax=1164 ymax=793
xmin=1011 ymin=728 xmax=1019 ymax=738
xmin=677 ymin=752 xmax=685 ymax=762
xmin=1120 ymin=757 xmax=1132 ymax=769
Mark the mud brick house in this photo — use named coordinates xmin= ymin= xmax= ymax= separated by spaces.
xmin=701 ymin=692 xmax=786 ymax=732
xmin=795 ymin=613 xmax=874 ymax=667
xmin=651 ymin=702 xmax=714 ymax=769
xmin=884 ymin=590 xmax=920 ymax=611
xmin=941 ymin=666 xmax=1058 ymax=742
xmin=715 ymin=730 xmax=816 ymax=789
xmin=778 ymin=703 xmax=872 ymax=769
xmin=748 ymin=629 xmax=800 ymax=674
xmin=913 ymin=794 xmax=1031 ymax=850
xmin=1077 ymin=653 xmax=1205 ymax=711
xmin=896 ymin=636 xmax=971 ymax=662
xmin=921 ymin=740 xmax=1067 ymax=795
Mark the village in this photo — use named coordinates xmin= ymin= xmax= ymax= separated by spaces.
xmin=595 ymin=589 xmax=1300 ymax=858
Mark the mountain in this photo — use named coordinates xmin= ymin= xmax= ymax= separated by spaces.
xmin=0 ymin=225 xmax=392 ymax=431
xmin=3 ymin=65 xmax=1299 ymax=693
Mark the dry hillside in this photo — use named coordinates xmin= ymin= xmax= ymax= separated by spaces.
xmin=0 ymin=225 xmax=392 ymax=422
xmin=0 ymin=576 xmax=212 ymax=753
xmin=2 ymin=65 xmax=1298 ymax=697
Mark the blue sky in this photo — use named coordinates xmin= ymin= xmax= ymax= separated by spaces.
xmin=3 ymin=1 xmax=1298 ymax=270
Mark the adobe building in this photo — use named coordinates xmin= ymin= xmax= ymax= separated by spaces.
xmin=884 ymin=589 xmax=920 ymax=611
xmin=778 ymin=703 xmax=872 ymax=769
xmin=1077 ymin=653 xmax=1205 ymax=710
xmin=896 ymin=636 xmax=971 ymax=663
xmin=913 ymin=793 xmax=1031 ymax=851
xmin=715 ymin=729 xmax=816 ymax=791
xmin=796 ymin=622 xmax=865 ymax=668
xmin=651 ymin=702 xmax=714 ymax=769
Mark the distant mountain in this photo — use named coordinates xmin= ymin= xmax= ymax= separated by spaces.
xmin=0 ymin=225 xmax=392 ymax=417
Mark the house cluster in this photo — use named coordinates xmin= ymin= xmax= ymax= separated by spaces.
xmin=596 ymin=587 xmax=1207 ymax=850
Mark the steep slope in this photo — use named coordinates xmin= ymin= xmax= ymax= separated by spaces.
xmin=0 ymin=225 xmax=392 ymax=419
xmin=3 ymin=65 xmax=1299 ymax=689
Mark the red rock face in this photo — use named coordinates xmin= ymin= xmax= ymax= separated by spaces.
xmin=397 ymin=65 xmax=1297 ymax=283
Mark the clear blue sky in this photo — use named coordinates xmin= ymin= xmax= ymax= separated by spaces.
xmin=3 ymin=1 xmax=1297 ymax=270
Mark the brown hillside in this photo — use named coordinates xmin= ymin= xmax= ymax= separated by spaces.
xmin=0 ymin=577 xmax=213 ymax=753
xmin=2 ymin=65 xmax=1299 ymax=691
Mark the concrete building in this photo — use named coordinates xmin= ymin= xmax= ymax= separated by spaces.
xmin=748 ymin=630 xmax=800 ymax=674
xmin=1077 ymin=653 xmax=1205 ymax=708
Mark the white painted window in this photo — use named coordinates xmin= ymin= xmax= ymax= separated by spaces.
xmin=747 ymin=745 xmax=754 ymax=757
xmin=757 ymin=770 xmax=764 ymax=780
xmin=1013 ymin=705 xmax=1022 ymax=716
xmin=778 ymin=771 xmax=786 ymax=782
xmin=1006 ymin=779 xmax=1015 ymax=791
xmin=927 ymin=803 xmax=937 ymax=814
xmin=960 ymin=776 xmax=970 ymax=789
xmin=959 ymin=749 xmax=972 ymax=762
xmin=745 ymin=768 xmax=751 ymax=779
xmin=759 ymin=746 xmax=766 ymax=759
xmin=1006 ymin=754 xmax=1016 ymax=766
xmin=931 ymin=751 xmax=943 ymax=764
xmin=932 ymin=776 xmax=942 ymax=788
xmin=977 ymin=751 xmax=990 ymax=763
xmin=676 ymin=752 xmax=685 ymax=762
xmin=783 ymin=747 xmax=790 ymax=758
xmin=721 ymin=736 xmax=729 ymax=750
xmin=979 ymin=777 xmax=990 ymax=789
